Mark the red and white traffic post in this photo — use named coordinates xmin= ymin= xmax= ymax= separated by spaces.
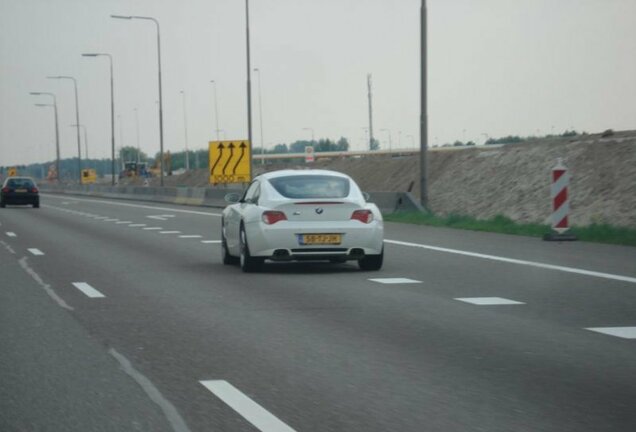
xmin=544 ymin=158 xmax=577 ymax=241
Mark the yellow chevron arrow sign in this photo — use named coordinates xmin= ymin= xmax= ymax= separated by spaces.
xmin=209 ymin=140 xmax=252 ymax=184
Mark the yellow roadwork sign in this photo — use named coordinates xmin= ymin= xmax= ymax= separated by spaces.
xmin=209 ymin=140 xmax=251 ymax=184
xmin=81 ymin=168 xmax=97 ymax=184
xmin=8 ymin=167 xmax=17 ymax=176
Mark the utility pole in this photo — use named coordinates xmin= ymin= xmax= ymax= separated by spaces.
xmin=419 ymin=0 xmax=429 ymax=208
xmin=367 ymin=74 xmax=374 ymax=151
xmin=245 ymin=0 xmax=253 ymax=181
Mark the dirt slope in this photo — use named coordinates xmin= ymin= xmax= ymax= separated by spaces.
xmin=124 ymin=132 xmax=636 ymax=228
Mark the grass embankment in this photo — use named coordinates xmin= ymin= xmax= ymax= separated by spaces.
xmin=384 ymin=212 xmax=636 ymax=247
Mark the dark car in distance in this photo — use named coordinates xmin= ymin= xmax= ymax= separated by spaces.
xmin=1 ymin=177 xmax=40 ymax=208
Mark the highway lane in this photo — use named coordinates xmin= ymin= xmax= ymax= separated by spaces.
xmin=1 ymin=193 xmax=635 ymax=432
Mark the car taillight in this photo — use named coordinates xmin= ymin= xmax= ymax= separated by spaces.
xmin=351 ymin=209 xmax=374 ymax=223
xmin=1 ymin=187 xmax=9 ymax=193
xmin=262 ymin=211 xmax=287 ymax=225
xmin=31 ymin=187 xmax=38 ymax=193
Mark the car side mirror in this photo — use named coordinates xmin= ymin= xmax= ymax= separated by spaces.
xmin=224 ymin=193 xmax=241 ymax=203
xmin=362 ymin=192 xmax=371 ymax=202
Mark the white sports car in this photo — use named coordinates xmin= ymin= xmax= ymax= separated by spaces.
xmin=221 ymin=169 xmax=384 ymax=272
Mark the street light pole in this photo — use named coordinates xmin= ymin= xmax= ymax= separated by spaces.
xmin=180 ymin=90 xmax=190 ymax=170
xmin=210 ymin=80 xmax=220 ymax=140
xmin=134 ymin=108 xmax=141 ymax=163
xmin=245 ymin=0 xmax=254 ymax=181
xmin=253 ymin=68 xmax=265 ymax=164
xmin=48 ymin=75 xmax=81 ymax=183
xmin=111 ymin=14 xmax=165 ymax=186
xmin=419 ymin=0 xmax=429 ymax=208
xmin=82 ymin=53 xmax=116 ymax=185
xmin=30 ymin=92 xmax=60 ymax=182
xmin=70 ymin=124 xmax=88 ymax=159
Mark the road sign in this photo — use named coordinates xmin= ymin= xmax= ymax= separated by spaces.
xmin=305 ymin=145 xmax=315 ymax=163
xmin=81 ymin=168 xmax=97 ymax=184
xmin=209 ymin=140 xmax=251 ymax=184
xmin=8 ymin=167 xmax=17 ymax=176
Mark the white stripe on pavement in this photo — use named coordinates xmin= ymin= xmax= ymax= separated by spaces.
xmin=72 ymin=282 xmax=105 ymax=298
xmin=143 ymin=227 xmax=163 ymax=230
xmin=28 ymin=248 xmax=45 ymax=256
xmin=116 ymin=221 xmax=133 ymax=224
xmin=160 ymin=231 xmax=181 ymax=234
xmin=384 ymin=239 xmax=636 ymax=284
xmin=6 ymin=232 xmax=17 ymax=237
xmin=200 ymin=380 xmax=296 ymax=432
xmin=179 ymin=235 xmax=202 ymax=238
xmin=128 ymin=224 xmax=147 ymax=227
xmin=45 ymin=194 xmax=222 ymax=217
xmin=201 ymin=240 xmax=222 ymax=244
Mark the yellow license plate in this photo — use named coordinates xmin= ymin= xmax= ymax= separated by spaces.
xmin=15 ymin=189 xmax=27 ymax=193
xmin=301 ymin=234 xmax=342 ymax=245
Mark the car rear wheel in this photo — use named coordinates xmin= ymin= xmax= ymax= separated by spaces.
xmin=33 ymin=201 xmax=40 ymax=208
xmin=0 ymin=202 xmax=5 ymax=208
xmin=358 ymin=247 xmax=384 ymax=271
xmin=240 ymin=226 xmax=263 ymax=273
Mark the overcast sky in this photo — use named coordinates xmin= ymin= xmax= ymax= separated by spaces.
xmin=1 ymin=0 xmax=635 ymax=166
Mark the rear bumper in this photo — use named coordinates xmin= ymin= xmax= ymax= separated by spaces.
xmin=1 ymin=193 xmax=39 ymax=205
xmin=245 ymin=220 xmax=384 ymax=259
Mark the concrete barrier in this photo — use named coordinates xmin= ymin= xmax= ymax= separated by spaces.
xmin=39 ymin=184 xmax=423 ymax=214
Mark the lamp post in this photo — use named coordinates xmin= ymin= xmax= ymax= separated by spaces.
xmin=303 ymin=127 xmax=315 ymax=143
xmin=244 ymin=0 xmax=254 ymax=181
xmin=70 ymin=124 xmax=88 ymax=160
xmin=82 ymin=53 xmax=116 ymax=185
xmin=134 ymin=108 xmax=141 ymax=163
xmin=47 ymin=75 xmax=81 ymax=183
xmin=111 ymin=14 xmax=165 ymax=186
xmin=420 ymin=0 xmax=429 ymax=208
xmin=180 ymin=90 xmax=190 ymax=170
xmin=210 ymin=80 xmax=220 ymax=140
xmin=30 ymin=92 xmax=60 ymax=182
xmin=253 ymin=68 xmax=265 ymax=164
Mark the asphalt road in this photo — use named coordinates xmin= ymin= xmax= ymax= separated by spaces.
xmin=1 ymin=193 xmax=635 ymax=432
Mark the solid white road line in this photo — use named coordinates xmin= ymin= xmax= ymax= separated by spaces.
xmin=201 ymin=240 xmax=222 ymax=244
xmin=160 ymin=231 xmax=181 ymax=234
xmin=45 ymin=194 xmax=222 ymax=217
xmin=384 ymin=239 xmax=636 ymax=285
xmin=71 ymin=282 xmax=105 ymax=298
xmin=6 ymin=232 xmax=17 ymax=237
xmin=179 ymin=235 xmax=202 ymax=238
xmin=143 ymin=227 xmax=163 ymax=230
xmin=455 ymin=297 xmax=525 ymax=305
xmin=27 ymin=248 xmax=45 ymax=256
xmin=585 ymin=327 xmax=636 ymax=339
xmin=199 ymin=380 xmax=296 ymax=432
xmin=369 ymin=278 xmax=422 ymax=284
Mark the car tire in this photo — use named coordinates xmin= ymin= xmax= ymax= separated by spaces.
xmin=358 ymin=247 xmax=384 ymax=271
xmin=221 ymin=224 xmax=239 ymax=265
xmin=33 ymin=201 xmax=40 ymax=208
xmin=0 ymin=201 xmax=5 ymax=208
xmin=239 ymin=225 xmax=263 ymax=273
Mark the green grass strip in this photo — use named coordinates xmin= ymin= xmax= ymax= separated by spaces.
xmin=384 ymin=212 xmax=636 ymax=247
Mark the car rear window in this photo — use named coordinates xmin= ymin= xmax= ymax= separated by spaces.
xmin=269 ymin=175 xmax=350 ymax=199
xmin=7 ymin=179 xmax=34 ymax=188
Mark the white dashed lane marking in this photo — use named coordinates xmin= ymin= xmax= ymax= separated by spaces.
xmin=104 ymin=218 xmax=119 ymax=222
xmin=586 ymin=327 xmax=636 ymax=339
xmin=200 ymin=380 xmax=297 ymax=432
xmin=28 ymin=248 xmax=45 ymax=256
xmin=116 ymin=221 xmax=133 ymax=224
xmin=129 ymin=224 xmax=147 ymax=227
xmin=160 ymin=231 xmax=181 ymax=234
xmin=72 ymin=282 xmax=106 ymax=299
xmin=369 ymin=278 xmax=422 ymax=284
xmin=179 ymin=235 xmax=202 ymax=238
xmin=143 ymin=227 xmax=163 ymax=231
xmin=201 ymin=240 xmax=221 ymax=244
xmin=455 ymin=297 xmax=525 ymax=305
xmin=6 ymin=232 xmax=17 ymax=237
